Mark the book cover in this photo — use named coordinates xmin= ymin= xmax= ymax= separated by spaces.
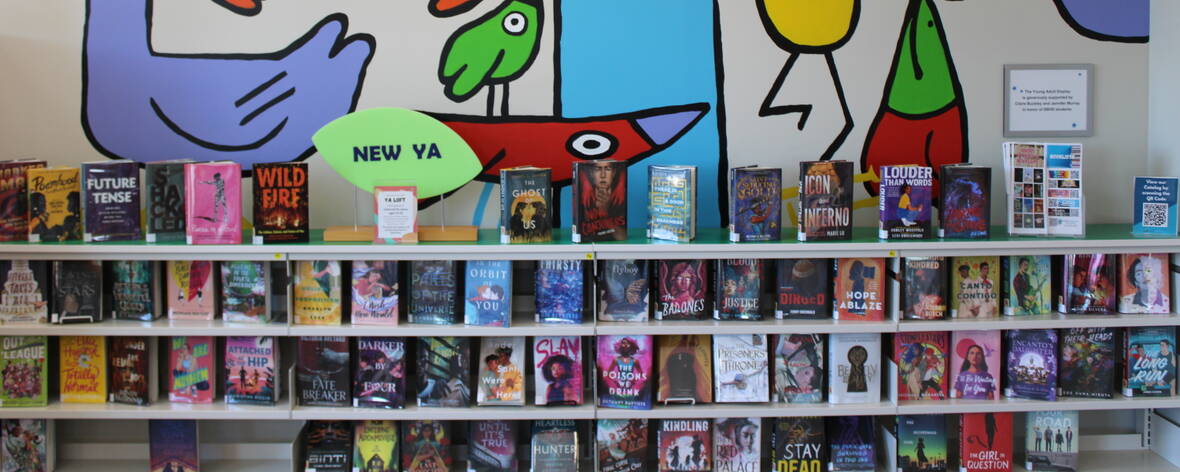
xmin=468 ymin=420 xmax=518 ymax=472
xmin=184 ymin=161 xmax=241 ymax=244
xmin=60 ymin=335 xmax=107 ymax=403
xmin=597 ymin=259 xmax=650 ymax=322
xmin=776 ymin=259 xmax=831 ymax=320
xmin=145 ymin=160 xmax=188 ymax=242
xmin=1024 ymin=411 xmax=1078 ymax=471
xmin=52 ymin=260 xmax=102 ymax=323
xmin=225 ymin=336 xmax=278 ymax=405
xmin=534 ymin=335 xmax=583 ymax=406
xmin=828 ymin=332 xmax=881 ymax=404
xmin=772 ymin=417 xmax=824 ymax=472
xmin=729 ymin=166 xmax=781 ymax=242
xmin=713 ymin=334 xmax=769 ymax=403
xmin=110 ymin=260 xmax=160 ymax=321
xmin=0 ymin=260 xmax=50 ymax=324
xmin=0 ymin=336 xmax=47 ymax=407
xmin=898 ymin=415 xmax=947 ymax=472
xmin=294 ymin=260 xmax=343 ymax=325
xmin=939 ymin=165 xmax=991 ymax=239
xmin=894 ymin=331 xmax=949 ymax=401
xmin=655 ymin=259 xmax=710 ymax=320
xmin=535 ymin=260 xmax=585 ymax=324
xmin=82 ymin=160 xmax=141 ymax=241
xmin=648 ymin=165 xmax=697 ymax=242
xmin=658 ymin=419 xmax=711 ymax=472
xmin=166 ymin=261 xmax=215 ymax=320
xmin=306 ymin=420 xmax=352 ymax=472
xmin=26 ymin=166 xmax=81 ymax=242
xmin=464 ymin=260 xmax=512 ymax=327
xmin=798 ymin=160 xmax=853 ymax=241
xmin=352 ymin=420 xmax=398 ymax=472
xmin=169 ymin=336 xmax=214 ymax=404
xmin=1003 ymin=255 xmax=1051 ymax=316
xmin=1059 ymin=328 xmax=1119 ymax=399
xmin=1060 ymin=254 xmax=1116 ymax=314
xmin=1118 ymin=253 xmax=1171 ymax=314
xmin=774 ymin=333 xmax=824 ymax=403
xmin=351 ymin=261 xmax=400 ymax=326
xmin=879 ymin=165 xmax=933 ymax=240
xmin=903 ymin=257 xmax=947 ymax=320
xmin=656 ymin=334 xmax=712 ymax=404
xmin=959 ymin=413 xmax=1012 ymax=472
xmin=353 ymin=337 xmax=406 ymax=408
xmin=597 ymin=419 xmax=648 ymax=472
xmin=252 ymin=162 xmax=309 ymax=243
xmin=572 ymin=159 xmax=627 ymax=242
xmin=109 ymin=336 xmax=150 ymax=405
xmin=409 ymin=260 xmax=459 ymax=325
xmin=950 ymin=256 xmax=1000 ymax=318
xmin=531 ymin=420 xmax=578 ymax=472
xmin=401 ymin=420 xmax=452 ymax=472
xmin=1132 ymin=176 xmax=1178 ymax=235
xmin=1125 ymin=326 xmax=1177 ymax=397
xmin=1006 ymin=143 xmax=1047 ymax=236
xmin=950 ymin=330 xmax=1001 ymax=400
xmin=1004 ymin=329 xmax=1058 ymax=401
xmin=0 ymin=160 xmax=45 ymax=242
xmin=597 ymin=335 xmax=654 ymax=410
xmin=715 ymin=259 xmax=764 ymax=321
xmin=297 ymin=336 xmax=351 ymax=407
xmin=499 ymin=167 xmax=552 ymax=243
xmin=150 ymin=420 xmax=199 ymax=472
xmin=1 ymin=419 xmax=48 ymax=472
xmin=416 ymin=336 xmax=471 ymax=407
xmin=828 ymin=416 xmax=874 ymax=472
xmin=714 ymin=417 xmax=759 ymax=472
xmin=834 ymin=258 xmax=886 ymax=321
xmin=476 ymin=336 xmax=525 ymax=406
xmin=220 ymin=261 xmax=268 ymax=323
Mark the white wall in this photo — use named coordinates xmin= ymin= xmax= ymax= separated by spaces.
xmin=1149 ymin=0 xmax=1180 ymax=176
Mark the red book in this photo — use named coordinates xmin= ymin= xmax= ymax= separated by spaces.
xmin=168 ymin=336 xmax=215 ymax=404
xmin=894 ymin=331 xmax=949 ymax=401
xmin=834 ymin=258 xmax=886 ymax=320
xmin=960 ymin=412 xmax=1013 ymax=472
xmin=252 ymin=162 xmax=308 ymax=243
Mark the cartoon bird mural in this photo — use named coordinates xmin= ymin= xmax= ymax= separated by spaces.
xmin=212 ymin=0 xmax=262 ymax=16
xmin=438 ymin=0 xmax=542 ymax=117
xmin=1052 ymin=0 xmax=1149 ymax=43
xmin=429 ymin=0 xmax=486 ymax=18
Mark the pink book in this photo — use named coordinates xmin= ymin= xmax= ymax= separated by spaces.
xmin=167 ymin=261 xmax=216 ymax=320
xmin=950 ymin=330 xmax=1002 ymax=400
xmin=169 ymin=336 xmax=215 ymax=404
xmin=185 ymin=162 xmax=242 ymax=244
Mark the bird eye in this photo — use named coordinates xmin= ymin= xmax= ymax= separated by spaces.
xmin=503 ymin=12 xmax=527 ymax=35
xmin=567 ymin=131 xmax=618 ymax=159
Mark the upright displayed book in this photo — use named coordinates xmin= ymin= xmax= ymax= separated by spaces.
xmin=225 ymin=336 xmax=278 ymax=405
xmin=531 ymin=420 xmax=578 ymax=472
xmin=500 ymin=166 xmax=552 ymax=243
xmin=409 ymin=260 xmax=459 ymax=325
xmin=878 ymin=165 xmax=932 ymax=239
xmin=715 ymin=259 xmax=764 ymax=320
xmin=353 ymin=337 xmax=406 ymax=408
xmin=657 ymin=419 xmax=711 ymax=472
xmin=950 ymin=256 xmax=999 ymax=318
xmin=0 ymin=160 xmax=45 ymax=241
xmin=902 ymin=257 xmax=947 ymax=320
xmin=1118 ymin=253 xmax=1171 ymax=314
xmin=960 ymin=413 xmax=1012 ymax=472
xmin=401 ymin=420 xmax=452 ymax=472
xmin=144 ymin=160 xmax=188 ymax=242
xmin=1060 ymin=254 xmax=1116 ymax=314
xmin=728 ymin=165 xmax=781 ymax=242
xmin=26 ymin=166 xmax=81 ymax=242
xmin=169 ymin=336 xmax=215 ymax=404
xmin=1004 ymin=329 xmax=1057 ymax=401
xmin=352 ymin=420 xmax=398 ymax=472
xmin=897 ymin=415 xmax=947 ymax=472
xmin=648 ymin=165 xmax=697 ymax=242
xmin=220 ymin=261 xmax=269 ymax=323
xmin=297 ymin=336 xmax=351 ymax=407
xmin=166 ymin=261 xmax=215 ymax=320
xmin=469 ymin=420 xmax=518 ymax=471
xmin=464 ymin=260 xmax=512 ymax=327
xmin=534 ymin=335 xmax=583 ymax=406
xmin=596 ymin=419 xmax=648 ymax=472
xmin=950 ymin=330 xmax=1001 ymax=400
xmin=109 ymin=336 xmax=151 ymax=405
xmin=1059 ymin=327 xmax=1118 ymax=399
xmin=0 ymin=335 xmax=47 ymax=407
xmin=772 ymin=417 xmax=825 ymax=472
xmin=1003 ymin=255 xmax=1051 ymax=315
xmin=798 ymin=160 xmax=852 ymax=241
xmin=656 ymin=334 xmax=712 ymax=404
xmin=713 ymin=334 xmax=769 ymax=403
xmin=294 ymin=260 xmax=343 ymax=325
xmin=939 ymin=164 xmax=991 ymax=239
xmin=775 ymin=259 xmax=831 ymax=319
xmin=828 ymin=333 xmax=881 ymax=404
xmin=0 ymin=260 xmax=50 ymax=324
xmin=1024 ymin=411 xmax=1078 ymax=471
xmin=81 ymin=160 xmax=141 ymax=241
xmin=59 ymin=335 xmax=107 ymax=403
xmin=1124 ymin=326 xmax=1177 ymax=397
xmin=834 ymin=258 xmax=886 ymax=320
xmin=351 ymin=261 xmax=400 ymax=325
xmin=252 ymin=161 xmax=309 ymax=243
xmin=150 ymin=420 xmax=199 ymax=472
xmin=828 ymin=416 xmax=874 ymax=472
xmin=655 ymin=259 xmax=710 ymax=320
xmin=1 ymin=419 xmax=50 ymax=472
xmin=184 ymin=161 xmax=242 ymax=244
xmin=597 ymin=259 xmax=649 ymax=322
xmin=1132 ymin=176 xmax=1178 ymax=235
xmin=476 ymin=336 xmax=525 ymax=406
xmin=714 ymin=417 xmax=760 ymax=472
xmin=894 ymin=331 xmax=949 ymax=401
xmin=416 ymin=336 xmax=471 ymax=407
xmin=572 ymin=159 xmax=627 ymax=242
xmin=52 ymin=260 xmax=102 ymax=323
xmin=109 ymin=260 xmax=161 ymax=321
xmin=774 ymin=333 xmax=824 ymax=403
xmin=597 ymin=335 xmax=653 ymax=409
xmin=305 ymin=420 xmax=352 ymax=472
xmin=535 ymin=260 xmax=586 ymax=324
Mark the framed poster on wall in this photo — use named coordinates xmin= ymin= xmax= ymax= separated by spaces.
xmin=1004 ymin=64 xmax=1094 ymax=137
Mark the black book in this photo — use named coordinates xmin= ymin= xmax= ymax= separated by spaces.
xmin=572 ymin=159 xmax=627 ymax=242
xmin=500 ymin=166 xmax=553 ymax=243
xmin=775 ymin=259 xmax=832 ymax=319
xmin=416 ymin=336 xmax=472 ymax=407
xmin=654 ymin=259 xmax=710 ymax=320
xmin=902 ymin=257 xmax=948 ymax=320
xmin=409 ymin=260 xmax=460 ymax=325
xmin=772 ymin=417 xmax=825 ymax=472
xmin=714 ymin=259 xmax=765 ymax=321
xmin=296 ymin=336 xmax=351 ymax=407
xmin=353 ymin=337 xmax=406 ymax=409
xmin=144 ymin=160 xmax=189 ymax=243
xmin=108 ymin=260 xmax=162 ymax=321
xmin=798 ymin=160 xmax=853 ymax=241
xmin=52 ymin=260 xmax=103 ymax=323
xmin=1059 ymin=327 xmax=1119 ymax=399
xmin=305 ymin=420 xmax=353 ymax=472
xmin=531 ymin=419 xmax=578 ymax=472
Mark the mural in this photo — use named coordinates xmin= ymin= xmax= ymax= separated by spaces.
xmin=438 ymin=0 xmax=543 ymax=115
xmin=213 ymin=0 xmax=262 ymax=17
xmin=430 ymin=0 xmax=487 ymax=18
xmin=1052 ymin=0 xmax=1149 ymax=43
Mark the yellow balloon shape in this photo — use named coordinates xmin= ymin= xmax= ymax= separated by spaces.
xmin=762 ymin=0 xmax=859 ymax=51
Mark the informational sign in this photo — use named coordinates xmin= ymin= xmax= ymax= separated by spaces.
xmin=1004 ymin=64 xmax=1093 ymax=137
xmin=374 ymin=185 xmax=417 ymax=243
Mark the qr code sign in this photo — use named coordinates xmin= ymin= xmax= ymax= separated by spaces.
xmin=1143 ymin=202 xmax=1170 ymax=227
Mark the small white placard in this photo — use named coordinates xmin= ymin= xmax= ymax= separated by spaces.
xmin=1004 ymin=64 xmax=1093 ymax=137
xmin=375 ymin=187 xmax=417 ymax=241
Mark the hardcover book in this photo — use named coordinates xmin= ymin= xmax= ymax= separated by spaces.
xmin=597 ymin=259 xmax=650 ymax=322
xmin=714 ymin=417 xmax=760 ymax=472
xmin=26 ymin=166 xmax=81 ymax=242
xmin=834 ymin=258 xmax=886 ymax=321
xmin=1003 ymin=255 xmax=1051 ymax=316
xmin=297 ymin=336 xmax=351 ymax=407
xmin=774 ymin=333 xmax=824 ymax=403
xmin=1118 ymin=253 xmax=1171 ymax=314
xmin=902 ymin=257 xmax=947 ymax=320
xmin=597 ymin=419 xmax=648 ymax=472
xmin=351 ymin=261 xmax=399 ymax=326
xmin=535 ymin=260 xmax=586 ymax=324
xmin=52 ymin=260 xmax=102 ymax=323
xmin=658 ymin=419 xmax=711 ymax=472
xmin=109 ymin=336 xmax=151 ymax=405
xmin=184 ymin=161 xmax=241 ymax=244
xmin=950 ymin=256 xmax=1000 ymax=318
xmin=294 ymin=260 xmax=343 ymax=325
xmin=1132 ymin=176 xmax=1178 ymax=235
xmin=939 ymin=164 xmax=991 ymax=239
xmin=878 ymin=165 xmax=933 ymax=240
xmin=656 ymin=334 xmax=712 ymax=404
xmin=166 ymin=261 xmax=215 ymax=320
xmin=950 ymin=330 xmax=1001 ymax=400
xmin=898 ymin=415 xmax=947 ymax=472
xmin=798 ymin=160 xmax=853 ymax=241
xmin=225 ymin=336 xmax=278 ymax=405
xmin=1060 ymin=254 xmax=1116 ymax=314
xmin=82 ymin=160 xmax=141 ymax=242
xmin=1 ymin=419 xmax=49 ymax=472
xmin=648 ymin=165 xmax=697 ymax=242
xmin=464 ymin=260 xmax=512 ymax=327
xmin=960 ymin=413 xmax=1012 ymax=472
xmin=728 ymin=165 xmax=781 ymax=242
xmin=500 ymin=166 xmax=552 ymax=243
xmin=416 ymin=336 xmax=471 ymax=407
xmin=0 ymin=160 xmax=45 ymax=242
xmin=531 ymin=420 xmax=578 ymax=472
xmin=572 ymin=159 xmax=627 ymax=242
xmin=476 ymin=336 xmax=525 ymax=406
xmin=776 ymin=259 xmax=831 ymax=320
xmin=828 ymin=416 xmax=874 ymax=472
xmin=713 ymin=334 xmax=769 ymax=403
xmin=353 ymin=420 xmax=398 ymax=472
xmin=828 ymin=332 xmax=881 ymax=404
xmin=597 ymin=335 xmax=654 ymax=410
xmin=655 ymin=259 xmax=710 ymax=320
xmin=1024 ymin=411 xmax=1078 ymax=471
xmin=468 ymin=420 xmax=518 ymax=472
xmin=220 ymin=261 xmax=269 ymax=323
xmin=401 ymin=420 xmax=452 ymax=472
xmin=409 ymin=260 xmax=459 ymax=325
xmin=150 ymin=420 xmax=199 ymax=472
xmin=354 ymin=337 xmax=406 ymax=408
xmin=1124 ymin=326 xmax=1177 ymax=397
xmin=0 ymin=260 xmax=50 ymax=324
xmin=1004 ymin=329 xmax=1058 ymax=401
xmin=1060 ymin=327 xmax=1119 ymax=399
xmin=772 ymin=417 xmax=825 ymax=472
xmin=306 ymin=420 xmax=352 ymax=472
xmin=894 ymin=331 xmax=949 ymax=401
xmin=59 ymin=335 xmax=107 ymax=403
xmin=168 ymin=336 xmax=215 ymax=404
xmin=110 ymin=260 xmax=161 ymax=321
xmin=144 ymin=160 xmax=188 ymax=242
xmin=715 ymin=259 xmax=764 ymax=321
xmin=534 ymin=335 xmax=583 ymax=406
xmin=252 ymin=161 xmax=309 ymax=243
xmin=0 ymin=336 xmax=47 ymax=407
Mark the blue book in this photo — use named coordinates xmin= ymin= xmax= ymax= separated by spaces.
xmin=828 ymin=416 xmax=875 ymax=472
xmin=464 ymin=260 xmax=512 ymax=327
xmin=728 ymin=166 xmax=781 ymax=242
xmin=1004 ymin=329 xmax=1057 ymax=401
xmin=535 ymin=260 xmax=585 ymax=324
xmin=1132 ymin=176 xmax=1178 ymax=235
xmin=597 ymin=259 xmax=650 ymax=322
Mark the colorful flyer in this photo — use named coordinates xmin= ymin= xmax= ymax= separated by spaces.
xmin=374 ymin=185 xmax=417 ymax=243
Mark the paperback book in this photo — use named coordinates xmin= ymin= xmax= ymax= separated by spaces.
xmin=351 ymin=261 xmax=400 ymax=325
xmin=352 ymin=420 xmax=398 ymax=472
xmin=500 ymin=166 xmax=552 ymax=243
xmin=401 ymin=420 xmax=452 ymax=472
xmin=225 ymin=336 xmax=278 ymax=405
xmin=169 ymin=336 xmax=215 ymax=404
xmin=1124 ymin=326 xmax=1177 ymax=397
xmin=220 ymin=261 xmax=269 ymax=323
xmin=534 ymin=335 xmax=583 ymax=406
xmin=109 ymin=336 xmax=151 ymax=405
xmin=939 ymin=164 xmax=991 ymax=239
xmin=597 ymin=259 xmax=650 ymax=322
xmin=297 ymin=336 xmax=351 ymax=407
xmin=1060 ymin=254 xmax=1116 ymax=314
xmin=464 ymin=260 xmax=512 ymax=327
xmin=775 ymin=258 xmax=831 ymax=320
xmin=894 ymin=331 xmax=949 ymax=401
xmin=110 ymin=260 xmax=161 ymax=321
xmin=655 ymin=259 xmax=709 ymax=320
xmin=828 ymin=416 xmax=874 ymax=472
xmin=1118 ymin=253 xmax=1171 ymax=314
xmin=950 ymin=256 xmax=1000 ymax=318
xmin=960 ymin=413 xmax=1013 ymax=472
xmin=0 ymin=260 xmax=50 ymax=324
xmin=59 ymin=335 xmax=107 ymax=403
xmin=648 ymin=165 xmax=697 ymax=242
xmin=476 ymin=336 xmax=525 ymax=406
xmin=798 ymin=160 xmax=853 ymax=241
xmin=714 ymin=417 xmax=760 ymax=472
xmin=657 ymin=334 xmax=712 ymax=404
xmin=878 ymin=165 xmax=933 ymax=240
xmin=1003 ymin=255 xmax=1051 ymax=316
xmin=774 ymin=333 xmax=824 ymax=403
xmin=834 ymin=258 xmax=886 ymax=321
xmin=0 ymin=335 xmax=47 ymax=407
xmin=0 ymin=160 xmax=45 ymax=242
xmin=306 ymin=420 xmax=352 ymax=472
xmin=149 ymin=420 xmax=198 ymax=472
xmin=416 ymin=336 xmax=471 ymax=407
xmin=1024 ymin=411 xmax=1078 ymax=471
xmin=713 ymin=334 xmax=769 ymax=403
xmin=531 ymin=420 xmax=578 ymax=472
xmin=468 ymin=420 xmax=518 ymax=472
xmin=728 ymin=165 xmax=781 ymax=242
xmin=354 ymin=337 xmax=406 ymax=408
xmin=772 ymin=417 xmax=825 ymax=472
xmin=828 ymin=332 xmax=881 ymax=404
xmin=294 ymin=260 xmax=343 ymax=325
xmin=898 ymin=415 xmax=947 ymax=472
xmin=82 ymin=160 xmax=141 ymax=242
xmin=409 ymin=260 xmax=459 ymax=325
xmin=902 ymin=257 xmax=947 ymax=320
xmin=597 ymin=419 xmax=648 ymax=472
xmin=26 ymin=166 xmax=81 ymax=242
xmin=597 ymin=335 xmax=653 ymax=410
xmin=657 ymin=419 xmax=711 ymax=472
xmin=166 ymin=261 xmax=215 ymax=320
xmin=1132 ymin=176 xmax=1178 ymax=235
xmin=715 ymin=259 xmax=764 ymax=321
xmin=1 ymin=419 xmax=49 ymax=472
xmin=144 ymin=160 xmax=188 ymax=242
xmin=950 ymin=330 xmax=1001 ymax=400
xmin=535 ymin=260 xmax=586 ymax=324
xmin=252 ymin=161 xmax=309 ymax=243
xmin=1004 ymin=329 xmax=1058 ymax=401
xmin=1059 ymin=327 xmax=1119 ymax=399
xmin=52 ymin=260 xmax=102 ymax=323
xmin=184 ymin=161 xmax=242 ymax=244
xmin=572 ymin=159 xmax=627 ymax=242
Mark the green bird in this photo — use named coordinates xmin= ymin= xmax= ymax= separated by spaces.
xmin=438 ymin=0 xmax=542 ymax=116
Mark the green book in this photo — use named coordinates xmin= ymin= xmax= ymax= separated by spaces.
xmin=0 ymin=336 xmax=48 ymax=407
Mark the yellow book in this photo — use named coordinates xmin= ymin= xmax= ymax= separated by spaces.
xmin=60 ymin=336 xmax=107 ymax=403
xmin=293 ymin=261 xmax=342 ymax=325
xmin=27 ymin=167 xmax=82 ymax=242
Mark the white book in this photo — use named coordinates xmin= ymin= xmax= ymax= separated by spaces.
xmin=828 ymin=333 xmax=881 ymax=404
xmin=713 ymin=334 xmax=769 ymax=403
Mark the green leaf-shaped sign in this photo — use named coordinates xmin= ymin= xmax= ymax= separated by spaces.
xmin=312 ymin=107 xmax=482 ymax=198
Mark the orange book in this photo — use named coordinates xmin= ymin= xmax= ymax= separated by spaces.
xmin=60 ymin=336 xmax=107 ymax=403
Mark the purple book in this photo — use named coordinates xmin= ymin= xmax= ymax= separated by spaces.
xmin=353 ymin=337 xmax=407 ymax=409
xmin=1004 ymin=329 xmax=1058 ymax=401
xmin=82 ymin=161 xmax=141 ymax=242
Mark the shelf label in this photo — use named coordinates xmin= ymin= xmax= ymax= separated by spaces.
xmin=888 ymin=250 xmax=897 ymax=257
xmin=585 ymin=253 xmax=593 ymax=260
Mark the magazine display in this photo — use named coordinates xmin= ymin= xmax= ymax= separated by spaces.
xmin=1003 ymin=142 xmax=1083 ymax=236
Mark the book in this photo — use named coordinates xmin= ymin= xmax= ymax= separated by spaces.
xmin=1 ymin=419 xmax=50 ymax=472
xmin=499 ymin=166 xmax=552 ymax=243
xmin=1124 ymin=326 xmax=1177 ymax=397
xmin=251 ymin=161 xmax=309 ymax=243
xmin=1118 ymin=253 xmax=1171 ymax=313
xmin=833 ymin=258 xmax=886 ymax=320
xmin=572 ymin=159 xmax=627 ymax=242
xmin=144 ymin=160 xmax=189 ymax=242
xmin=597 ymin=335 xmax=654 ymax=409
xmin=401 ymin=420 xmax=452 ymax=472
xmin=728 ymin=166 xmax=781 ymax=242
xmin=166 ymin=261 xmax=215 ymax=320
xmin=110 ymin=260 xmax=162 ymax=321
xmin=531 ymin=420 xmax=578 ymax=472
xmin=1004 ymin=143 xmax=1047 ymax=236
xmin=713 ymin=334 xmax=769 ymax=403
xmin=409 ymin=260 xmax=459 ymax=325
xmin=416 ymin=336 xmax=471 ymax=407
xmin=878 ymin=165 xmax=933 ymax=239
xmin=109 ymin=336 xmax=151 ymax=405
xmin=219 ymin=261 xmax=269 ymax=323
xmin=373 ymin=185 xmax=418 ymax=243
xmin=950 ymin=330 xmax=1001 ymax=400
xmin=306 ymin=420 xmax=353 ymax=472
xmin=468 ymin=420 xmax=518 ymax=472
xmin=1132 ymin=176 xmax=1178 ymax=235
xmin=82 ymin=160 xmax=141 ymax=241
xmin=894 ymin=331 xmax=949 ymax=401
xmin=902 ymin=257 xmax=948 ymax=320
xmin=654 ymin=259 xmax=710 ymax=320
xmin=597 ymin=259 xmax=650 ymax=322
xmin=656 ymin=334 xmax=712 ymax=404
xmin=798 ymin=160 xmax=853 ymax=241
xmin=0 ymin=160 xmax=45 ymax=242
xmin=534 ymin=335 xmax=583 ymax=406
xmin=597 ymin=419 xmax=648 ymax=472
xmin=1059 ymin=327 xmax=1119 ymax=399
xmin=828 ymin=332 xmax=881 ymax=404
xmin=773 ymin=333 xmax=825 ymax=403
xmin=1024 ymin=411 xmax=1078 ymax=471
xmin=294 ymin=260 xmax=343 ymax=325
xmin=775 ymin=259 xmax=832 ymax=320
xmin=297 ymin=336 xmax=351 ymax=407
xmin=59 ymin=335 xmax=107 ymax=403
xmin=950 ymin=256 xmax=1000 ymax=318
xmin=714 ymin=417 xmax=760 ymax=472
xmin=26 ymin=166 xmax=81 ymax=242
xmin=960 ymin=413 xmax=1013 ymax=472
xmin=828 ymin=416 xmax=874 ymax=472
xmin=352 ymin=420 xmax=398 ymax=472
xmin=150 ymin=420 xmax=199 ymax=472
xmin=772 ymin=417 xmax=825 ymax=472
xmin=184 ymin=161 xmax=241 ymax=244
xmin=168 ymin=336 xmax=215 ymax=404
xmin=1060 ymin=254 xmax=1116 ymax=314
xmin=939 ymin=164 xmax=991 ymax=239
xmin=1004 ymin=329 xmax=1057 ymax=401
xmin=0 ymin=260 xmax=50 ymax=324
xmin=648 ymin=165 xmax=697 ymax=242
xmin=897 ymin=415 xmax=947 ymax=472
xmin=1003 ymin=255 xmax=1051 ymax=315
xmin=464 ymin=260 xmax=513 ymax=327
xmin=52 ymin=260 xmax=102 ymax=323
xmin=476 ymin=336 xmax=525 ymax=406
xmin=353 ymin=337 xmax=406 ymax=408
xmin=225 ymin=336 xmax=278 ymax=405
xmin=535 ymin=260 xmax=586 ymax=324
xmin=715 ymin=259 xmax=765 ymax=320
xmin=351 ymin=261 xmax=400 ymax=326
xmin=0 ymin=336 xmax=47 ymax=407
xmin=658 ymin=419 xmax=711 ymax=472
